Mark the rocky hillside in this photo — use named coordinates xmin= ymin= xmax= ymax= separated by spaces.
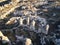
xmin=0 ymin=0 xmax=60 ymax=45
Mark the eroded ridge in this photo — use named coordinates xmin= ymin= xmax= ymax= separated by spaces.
xmin=0 ymin=0 xmax=6 ymax=2
xmin=0 ymin=0 xmax=20 ymax=19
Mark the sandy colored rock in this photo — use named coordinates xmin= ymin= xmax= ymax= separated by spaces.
xmin=25 ymin=38 xmax=32 ymax=45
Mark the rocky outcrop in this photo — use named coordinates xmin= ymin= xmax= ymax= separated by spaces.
xmin=0 ymin=0 xmax=60 ymax=45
